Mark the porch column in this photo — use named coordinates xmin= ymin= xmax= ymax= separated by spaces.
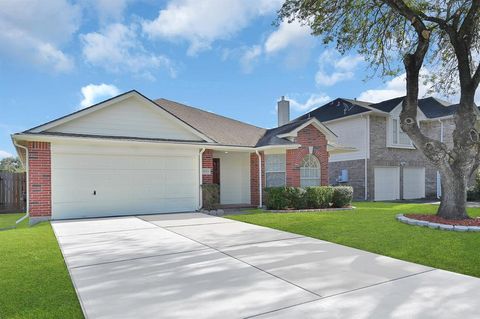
xmin=202 ymin=149 xmax=214 ymax=184
xmin=250 ymin=151 xmax=265 ymax=206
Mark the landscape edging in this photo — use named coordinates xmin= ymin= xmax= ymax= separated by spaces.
xmin=396 ymin=214 xmax=480 ymax=232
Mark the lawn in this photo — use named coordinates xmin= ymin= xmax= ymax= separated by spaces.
xmin=0 ymin=213 xmax=23 ymax=229
xmin=0 ymin=214 xmax=83 ymax=319
xmin=228 ymin=202 xmax=480 ymax=278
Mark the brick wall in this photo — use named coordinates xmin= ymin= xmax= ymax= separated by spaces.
xmin=28 ymin=142 xmax=51 ymax=218
xmin=250 ymin=151 xmax=265 ymax=206
xmin=286 ymin=124 xmax=329 ymax=187
xmin=202 ymin=149 xmax=213 ymax=184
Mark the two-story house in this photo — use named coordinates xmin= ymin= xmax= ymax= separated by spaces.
xmin=294 ymin=96 xmax=457 ymax=201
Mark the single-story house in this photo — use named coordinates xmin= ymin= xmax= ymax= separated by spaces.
xmin=12 ymin=90 xmax=352 ymax=223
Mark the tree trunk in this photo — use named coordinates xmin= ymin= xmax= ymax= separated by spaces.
xmin=437 ymin=169 xmax=469 ymax=220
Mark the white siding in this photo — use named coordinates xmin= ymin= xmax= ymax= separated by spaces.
xmin=327 ymin=116 xmax=369 ymax=162
xmin=47 ymin=96 xmax=203 ymax=141
xmin=213 ymin=151 xmax=250 ymax=205
xmin=51 ymin=141 xmax=199 ymax=219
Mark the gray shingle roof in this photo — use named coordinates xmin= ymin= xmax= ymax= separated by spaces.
xmin=293 ymin=98 xmax=372 ymax=122
xmin=155 ymin=98 xmax=268 ymax=147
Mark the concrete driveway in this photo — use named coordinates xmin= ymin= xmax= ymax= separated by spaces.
xmin=52 ymin=213 xmax=480 ymax=319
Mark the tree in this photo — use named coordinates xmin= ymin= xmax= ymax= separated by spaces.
xmin=0 ymin=157 xmax=24 ymax=173
xmin=279 ymin=0 xmax=480 ymax=219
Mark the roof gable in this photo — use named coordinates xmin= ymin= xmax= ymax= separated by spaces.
xmin=26 ymin=91 xmax=212 ymax=142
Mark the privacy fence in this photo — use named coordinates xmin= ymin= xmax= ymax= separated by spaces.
xmin=0 ymin=172 xmax=26 ymax=213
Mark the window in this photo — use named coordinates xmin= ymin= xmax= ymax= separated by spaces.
xmin=265 ymin=154 xmax=286 ymax=187
xmin=391 ymin=118 xmax=412 ymax=146
xmin=300 ymin=154 xmax=321 ymax=187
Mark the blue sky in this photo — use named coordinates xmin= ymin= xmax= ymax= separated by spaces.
xmin=0 ymin=0 xmax=432 ymax=158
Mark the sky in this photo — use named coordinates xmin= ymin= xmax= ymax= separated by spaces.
xmin=1 ymin=0 xmax=476 ymax=158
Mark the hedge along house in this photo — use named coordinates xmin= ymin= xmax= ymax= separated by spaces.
xmin=12 ymin=90 xmax=353 ymax=223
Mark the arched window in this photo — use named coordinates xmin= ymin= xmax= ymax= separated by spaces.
xmin=300 ymin=154 xmax=321 ymax=187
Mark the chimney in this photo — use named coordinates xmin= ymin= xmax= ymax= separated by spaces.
xmin=277 ymin=96 xmax=290 ymax=127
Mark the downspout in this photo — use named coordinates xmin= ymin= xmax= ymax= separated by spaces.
xmin=364 ymin=115 xmax=370 ymax=200
xmin=255 ymin=150 xmax=262 ymax=208
xmin=198 ymin=148 xmax=206 ymax=210
xmin=13 ymin=141 xmax=29 ymax=224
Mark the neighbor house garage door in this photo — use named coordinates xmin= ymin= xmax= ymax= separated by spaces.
xmin=403 ymin=167 xmax=425 ymax=199
xmin=51 ymin=142 xmax=199 ymax=220
xmin=374 ymin=167 xmax=400 ymax=201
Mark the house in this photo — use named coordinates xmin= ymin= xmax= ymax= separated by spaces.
xmin=293 ymin=96 xmax=457 ymax=201
xmin=12 ymin=90 xmax=352 ymax=223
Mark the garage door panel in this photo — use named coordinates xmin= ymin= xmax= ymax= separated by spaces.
xmin=51 ymin=143 xmax=199 ymax=219
xmin=403 ymin=167 xmax=425 ymax=199
xmin=374 ymin=167 xmax=400 ymax=201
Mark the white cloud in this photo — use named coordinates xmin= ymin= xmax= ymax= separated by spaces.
xmin=0 ymin=150 xmax=13 ymax=159
xmin=81 ymin=23 xmax=176 ymax=79
xmin=0 ymin=0 xmax=80 ymax=72
xmin=358 ymin=72 xmax=429 ymax=103
xmin=84 ymin=0 xmax=131 ymax=23
xmin=315 ymin=50 xmax=363 ymax=86
xmin=289 ymin=93 xmax=331 ymax=112
xmin=142 ymin=0 xmax=283 ymax=55
xmin=240 ymin=45 xmax=262 ymax=73
xmin=264 ymin=20 xmax=311 ymax=54
xmin=80 ymin=83 xmax=120 ymax=108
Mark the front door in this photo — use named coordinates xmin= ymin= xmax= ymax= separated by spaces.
xmin=212 ymin=158 xmax=220 ymax=185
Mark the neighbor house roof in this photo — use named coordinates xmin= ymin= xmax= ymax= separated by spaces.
xmin=295 ymin=96 xmax=467 ymax=123
xmin=368 ymin=96 xmax=457 ymax=118
xmin=293 ymin=98 xmax=373 ymax=122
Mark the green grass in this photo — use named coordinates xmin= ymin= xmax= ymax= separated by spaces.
xmin=228 ymin=202 xmax=480 ymax=278
xmin=0 ymin=213 xmax=23 ymax=229
xmin=0 ymin=214 xmax=83 ymax=319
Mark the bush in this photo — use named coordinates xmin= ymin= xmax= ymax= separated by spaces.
xmin=304 ymin=186 xmax=334 ymax=208
xmin=201 ymin=184 xmax=219 ymax=210
xmin=285 ymin=187 xmax=307 ymax=209
xmin=332 ymin=186 xmax=353 ymax=208
xmin=264 ymin=186 xmax=353 ymax=210
xmin=264 ymin=187 xmax=290 ymax=210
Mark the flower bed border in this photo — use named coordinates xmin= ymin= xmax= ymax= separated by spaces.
xmin=396 ymin=214 xmax=480 ymax=232
xmin=267 ymin=206 xmax=355 ymax=213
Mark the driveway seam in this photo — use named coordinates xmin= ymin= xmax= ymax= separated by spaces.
xmin=68 ymin=247 xmax=212 ymax=269
xmin=219 ymin=236 xmax=305 ymax=248
xmin=244 ymin=268 xmax=437 ymax=318
xmin=140 ymin=217 xmax=323 ymax=299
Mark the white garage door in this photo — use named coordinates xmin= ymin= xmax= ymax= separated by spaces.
xmin=51 ymin=142 xmax=199 ymax=220
xmin=374 ymin=167 xmax=400 ymax=201
xmin=403 ymin=167 xmax=425 ymax=199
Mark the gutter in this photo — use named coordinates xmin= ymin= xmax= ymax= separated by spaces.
xmin=12 ymin=139 xmax=29 ymax=225
xmin=198 ymin=148 xmax=206 ymax=209
xmin=255 ymin=150 xmax=263 ymax=208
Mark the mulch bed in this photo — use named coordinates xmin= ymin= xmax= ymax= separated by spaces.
xmin=405 ymin=214 xmax=480 ymax=226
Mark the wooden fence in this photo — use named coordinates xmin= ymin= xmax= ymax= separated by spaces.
xmin=0 ymin=172 xmax=26 ymax=213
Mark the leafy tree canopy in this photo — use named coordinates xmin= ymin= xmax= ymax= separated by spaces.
xmin=0 ymin=157 xmax=24 ymax=173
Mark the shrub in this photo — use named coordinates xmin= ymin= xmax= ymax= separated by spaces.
xmin=201 ymin=184 xmax=219 ymax=210
xmin=332 ymin=186 xmax=353 ymax=208
xmin=264 ymin=187 xmax=290 ymax=210
xmin=285 ymin=187 xmax=307 ymax=209
xmin=304 ymin=186 xmax=334 ymax=208
xmin=264 ymin=186 xmax=353 ymax=210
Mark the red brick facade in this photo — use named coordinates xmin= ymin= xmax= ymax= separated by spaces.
xmin=28 ymin=142 xmax=51 ymax=218
xmin=250 ymin=151 xmax=265 ymax=206
xmin=202 ymin=149 xmax=214 ymax=184
xmin=250 ymin=124 xmax=329 ymax=206
xmin=286 ymin=124 xmax=329 ymax=186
